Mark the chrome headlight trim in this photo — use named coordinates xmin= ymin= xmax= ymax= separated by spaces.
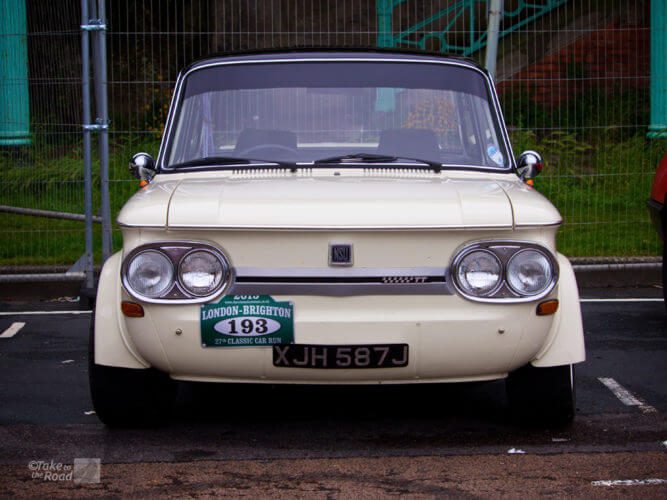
xmin=121 ymin=241 xmax=233 ymax=304
xmin=125 ymin=249 xmax=175 ymax=299
xmin=506 ymin=248 xmax=554 ymax=297
xmin=177 ymin=248 xmax=230 ymax=298
xmin=450 ymin=240 xmax=558 ymax=303
xmin=453 ymin=249 xmax=503 ymax=297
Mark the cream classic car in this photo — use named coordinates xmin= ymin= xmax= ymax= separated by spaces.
xmin=90 ymin=50 xmax=585 ymax=427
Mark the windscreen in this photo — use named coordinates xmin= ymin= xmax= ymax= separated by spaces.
xmin=166 ymin=61 xmax=510 ymax=169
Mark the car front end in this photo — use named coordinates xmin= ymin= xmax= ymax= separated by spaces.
xmin=90 ymin=51 xmax=585 ymax=427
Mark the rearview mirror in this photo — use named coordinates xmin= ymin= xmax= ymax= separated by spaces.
xmin=516 ymin=150 xmax=543 ymax=181
xmin=129 ymin=152 xmax=156 ymax=182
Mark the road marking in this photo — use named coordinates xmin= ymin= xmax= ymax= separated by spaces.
xmin=598 ymin=377 xmax=657 ymax=414
xmin=507 ymin=448 xmax=525 ymax=454
xmin=0 ymin=310 xmax=92 ymax=317
xmin=0 ymin=322 xmax=26 ymax=338
xmin=592 ymin=479 xmax=667 ymax=487
xmin=580 ymin=298 xmax=664 ymax=303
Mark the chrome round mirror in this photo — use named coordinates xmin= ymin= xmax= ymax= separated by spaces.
xmin=516 ymin=150 xmax=543 ymax=181
xmin=129 ymin=152 xmax=156 ymax=181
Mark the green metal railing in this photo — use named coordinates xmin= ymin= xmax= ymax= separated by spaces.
xmin=0 ymin=0 xmax=30 ymax=145
xmin=376 ymin=0 xmax=567 ymax=56
xmin=649 ymin=0 xmax=667 ymax=138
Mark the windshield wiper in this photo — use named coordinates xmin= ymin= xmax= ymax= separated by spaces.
xmin=168 ymin=156 xmax=297 ymax=171
xmin=313 ymin=153 xmax=443 ymax=173
xmin=315 ymin=153 xmax=397 ymax=164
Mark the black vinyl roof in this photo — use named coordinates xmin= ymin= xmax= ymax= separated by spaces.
xmin=183 ymin=47 xmax=485 ymax=75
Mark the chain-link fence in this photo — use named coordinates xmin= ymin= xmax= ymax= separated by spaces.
xmin=0 ymin=0 xmax=664 ymax=276
xmin=0 ymin=0 xmax=87 ymax=272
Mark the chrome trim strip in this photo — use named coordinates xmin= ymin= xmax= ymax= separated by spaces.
xmin=119 ymin=221 xmax=562 ymax=230
xmin=232 ymin=266 xmax=450 ymax=296
xmin=235 ymin=266 xmax=445 ymax=278
xmin=163 ymin=224 xmax=514 ymax=231
xmin=231 ymin=266 xmax=450 ymax=296
xmin=228 ymin=282 xmax=450 ymax=296
xmin=117 ymin=222 xmax=165 ymax=229
xmin=514 ymin=221 xmax=563 ymax=228
xmin=157 ymin=57 xmax=515 ymax=173
xmin=119 ymin=222 xmax=565 ymax=230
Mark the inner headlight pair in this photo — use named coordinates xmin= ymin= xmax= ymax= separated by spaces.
xmin=123 ymin=242 xmax=231 ymax=302
xmin=452 ymin=242 xmax=557 ymax=301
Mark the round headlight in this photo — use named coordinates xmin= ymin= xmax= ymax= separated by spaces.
xmin=126 ymin=250 xmax=174 ymax=298
xmin=455 ymin=250 xmax=502 ymax=296
xmin=506 ymin=249 xmax=553 ymax=296
xmin=178 ymin=250 xmax=227 ymax=297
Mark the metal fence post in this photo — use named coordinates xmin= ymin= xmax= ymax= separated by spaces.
xmin=80 ymin=0 xmax=95 ymax=291
xmin=90 ymin=0 xmax=112 ymax=261
xmin=485 ymin=0 xmax=503 ymax=78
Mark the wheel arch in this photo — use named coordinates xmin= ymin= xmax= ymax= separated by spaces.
xmin=532 ymin=253 xmax=586 ymax=367
xmin=94 ymin=252 xmax=150 ymax=369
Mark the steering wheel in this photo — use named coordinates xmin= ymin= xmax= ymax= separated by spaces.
xmin=237 ymin=144 xmax=298 ymax=159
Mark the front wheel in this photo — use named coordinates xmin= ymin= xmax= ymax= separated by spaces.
xmin=506 ymin=363 xmax=575 ymax=426
xmin=88 ymin=313 xmax=176 ymax=427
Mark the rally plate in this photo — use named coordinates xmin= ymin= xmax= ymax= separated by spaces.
xmin=273 ymin=344 xmax=409 ymax=369
xmin=201 ymin=295 xmax=294 ymax=347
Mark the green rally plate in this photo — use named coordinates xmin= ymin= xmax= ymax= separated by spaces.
xmin=201 ymin=295 xmax=294 ymax=347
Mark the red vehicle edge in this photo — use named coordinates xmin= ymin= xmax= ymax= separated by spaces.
xmin=648 ymin=153 xmax=667 ymax=306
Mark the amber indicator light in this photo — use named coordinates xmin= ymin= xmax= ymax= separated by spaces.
xmin=121 ymin=301 xmax=145 ymax=318
xmin=536 ymin=299 xmax=559 ymax=316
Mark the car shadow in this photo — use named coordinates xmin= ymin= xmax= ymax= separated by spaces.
xmin=171 ymin=380 xmax=510 ymax=424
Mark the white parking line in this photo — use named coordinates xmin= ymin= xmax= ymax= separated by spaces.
xmin=592 ymin=479 xmax=667 ymax=487
xmin=598 ymin=377 xmax=657 ymax=414
xmin=0 ymin=310 xmax=92 ymax=317
xmin=0 ymin=322 xmax=26 ymax=338
xmin=580 ymin=298 xmax=664 ymax=303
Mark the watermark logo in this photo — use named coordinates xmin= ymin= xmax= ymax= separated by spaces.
xmin=73 ymin=458 xmax=101 ymax=484
xmin=28 ymin=458 xmax=100 ymax=484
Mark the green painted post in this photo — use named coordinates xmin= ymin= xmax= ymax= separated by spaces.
xmin=376 ymin=0 xmax=398 ymax=48
xmin=0 ymin=0 xmax=30 ymax=145
xmin=649 ymin=0 xmax=667 ymax=138
xmin=375 ymin=0 xmax=403 ymax=112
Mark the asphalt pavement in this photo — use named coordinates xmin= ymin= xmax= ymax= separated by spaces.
xmin=0 ymin=287 xmax=665 ymax=497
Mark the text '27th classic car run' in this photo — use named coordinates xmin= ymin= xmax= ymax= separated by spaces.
xmin=90 ymin=50 xmax=585 ymax=427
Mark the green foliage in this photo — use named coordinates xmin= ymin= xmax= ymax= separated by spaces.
xmin=1 ymin=118 xmax=665 ymax=265
xmin=525 ymin=136 xmax=667 ymax=256
xmin=502 ymin=86 xmax=650 ymax=143
xmin=0 ymin=136 xmax=160 ymax=265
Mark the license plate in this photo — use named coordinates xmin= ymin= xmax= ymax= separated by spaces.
xmin=273 ymin=344 xmax=409 ymax=369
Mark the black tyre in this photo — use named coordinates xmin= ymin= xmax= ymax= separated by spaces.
xmin=506 ymin=363 xmax=575 ymax=426
xmin=88 ymin=312 xmax=176 ymax=427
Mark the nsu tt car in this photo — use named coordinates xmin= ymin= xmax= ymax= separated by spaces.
xmin=89 ymin=50 xmax=585 ymax=427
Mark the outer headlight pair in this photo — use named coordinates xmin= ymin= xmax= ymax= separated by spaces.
xmin=122 ymin=242 xmax=231 ymax=303
xmin=452 ymin=242 xmax=557 ymax=302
